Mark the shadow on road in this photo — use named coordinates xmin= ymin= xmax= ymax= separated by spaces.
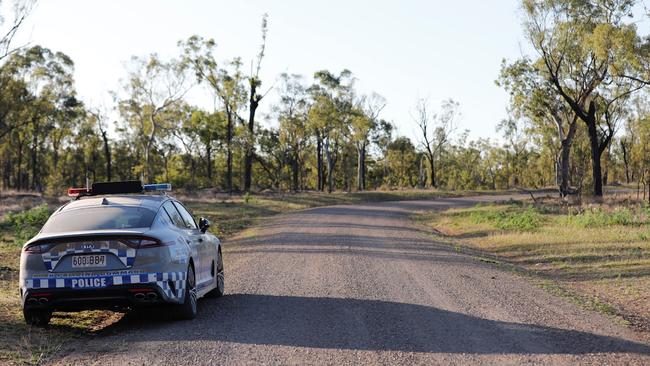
xmin=107 ymin=294 xmax=650 ymax=355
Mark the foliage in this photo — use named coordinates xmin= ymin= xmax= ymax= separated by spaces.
xmin=0 ymin=6 xmax=649 ymax=197
xmin=561 ymin=206 xmax=649 ymax=228
xmin=2 ymin=204 xmax=50 ymax=244
xmin=460 ymin=205 xmax=544 ymax=231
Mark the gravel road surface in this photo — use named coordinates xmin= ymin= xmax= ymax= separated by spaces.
xmin=51 ymin=195 xmax=650 ymax=365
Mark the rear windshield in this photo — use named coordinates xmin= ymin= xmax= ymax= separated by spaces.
xmin=41 ymin=207 xmax=156 ymax=234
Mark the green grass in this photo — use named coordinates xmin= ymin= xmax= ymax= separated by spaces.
xmin=459 ymin=205 xmax=544 ymax=231
xmin=422 ymin=201 xmax=650 ymax=328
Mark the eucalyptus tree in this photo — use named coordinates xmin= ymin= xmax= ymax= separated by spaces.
xmin=117 ymin=54 xmax=191 ymax=182
xmin=188 ymin=109 xmax=225 ymax=186
xmin=385 ymin=137 xmax=419 ymax=188
xmin=180 ymin=36 xmax=246 ymax=193
xmin=352 ymin=93 xmax=385 ymax=191
xmin=87 ymin=107 xmax=112 ymax=182
xmin=243 ymin=13 xmax=270 ymax=192
xmin=413 ymin=98 xmax=459 ymax=188
xmin=521 ymin=0 xmax=647 ymax=196
xmin=498 ymin=58 xmax=580 ymax=197
xmin=1 ymin=45 xmax=79 ymax=190
xmin=370 ymin=119 xmax=395 ymax=187
xmin=276 ymin=73 xmax=309 ymax=191
xmin=308 ymin=69 xmax=355 ymax=193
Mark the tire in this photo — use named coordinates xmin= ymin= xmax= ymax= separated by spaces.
xmin=206 ymin=250 xmax=225 ymax=298
xmin=176 ymin=265 xmax=198 ymax=320
xmin=24 ymin=308 xmax=52 ymax=326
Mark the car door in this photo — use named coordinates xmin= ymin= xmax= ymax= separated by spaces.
xmin=161 ymin=201 xmax=200 ymax=269
xmin=172 ymin=201 xmax=210 ymax=286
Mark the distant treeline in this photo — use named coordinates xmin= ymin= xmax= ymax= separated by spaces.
xmin=0 ymin=1 xmax=649 ymax=199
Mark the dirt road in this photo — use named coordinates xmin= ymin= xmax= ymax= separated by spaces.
xmin=52 ymin=195 xmax=650 ymax=365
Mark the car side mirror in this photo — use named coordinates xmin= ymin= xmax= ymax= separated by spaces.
xmin=199 ymin=217 xmax=211 ymax=233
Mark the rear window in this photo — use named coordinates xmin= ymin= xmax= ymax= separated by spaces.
xmin=41 ymin=207 xmax=156 ymax=234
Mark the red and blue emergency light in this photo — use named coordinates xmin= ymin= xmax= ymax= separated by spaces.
xmin=67 ymin=181 xmax=172 ymax=197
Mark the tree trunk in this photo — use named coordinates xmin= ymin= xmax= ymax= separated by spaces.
xmin=356 ymin=143 xmax=366 ymax=191
xmin=325 ymin=137 xmax=333 ymax=193
xmin=558 ymin=143 xmax=572 ymax=197
xmin=226 ymin=110 xmax=233 ymax=194
xmin=418 ymin=156 xmax=425 ymax=188
xmin=291 ymin=151 xmax=299 ymax=192
xmin=557 ymin=119 xmax=577 ymax=198
xmin=16 ymin=138 xmax=23 ymax=191
xmin=244 ymin=91 xmax=259 ymax=192
xmin=316 ymin=132 xmax=323 ymax=191
xmin=583 ymin=103 xmax=604 ymax=197
xmin=621 ymin=141 xmax=630 ymax=184
xmin=586 ymin=120 xmax=603 ymax=197
xmin=206 ymin=145 xmax=212 ymax=185
xmin=428 ymin=154 xmax=435 ymax=188
xmin=101 ymin=129 xmax=112 ymax=181
xmin=31 ymin=131 xmax=38 ymax=191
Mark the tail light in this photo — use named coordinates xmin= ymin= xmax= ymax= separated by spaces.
xmin=118 ymin=237 xmax=172 ymax=249
xmin=138 ymin=238 xmax=173 ymax=249
xmin=23 ymin=243 xmax=53 ymax=254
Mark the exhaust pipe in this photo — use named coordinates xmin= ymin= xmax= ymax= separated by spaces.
xmin=27 ymin=298 xmax=38 ymax=304
xmin=146 ymin=292 xmax=158 ymax=301
xmin=134 ymin=293 xmax=145 ymax=300
xmin=38 ymin=298 xmax=49 ymax=304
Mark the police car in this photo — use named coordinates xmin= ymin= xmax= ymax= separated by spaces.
xmin=19 ymin=181 xmax=224 ymax=326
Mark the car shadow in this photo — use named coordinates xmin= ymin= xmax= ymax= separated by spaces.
xmin=102 ymin=294 xmax=650 ymax=355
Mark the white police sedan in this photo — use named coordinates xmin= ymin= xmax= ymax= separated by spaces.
xmin=19 ymin=181 xmax=224 ymax=326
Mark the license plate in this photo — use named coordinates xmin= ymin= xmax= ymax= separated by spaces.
xmin=71 ymin=255 xmax=107 ymax=268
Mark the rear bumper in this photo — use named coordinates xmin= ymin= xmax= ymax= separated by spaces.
xmin=23 ymin=284 xmax=166 ymax=311
xmin=21 ymin=271 xmax=187 ymax=311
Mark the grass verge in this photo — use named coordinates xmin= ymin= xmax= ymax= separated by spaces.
xmin=419 ymin=201 xmax=650 ymax=331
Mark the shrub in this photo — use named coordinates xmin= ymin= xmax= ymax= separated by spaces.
xmin=3 ymin=205 xmax=51 ymax=245
xmin=468 ymin=206 xmax=543 ymax=231
xmin=563 ymin=207 xmax=643 ymax=228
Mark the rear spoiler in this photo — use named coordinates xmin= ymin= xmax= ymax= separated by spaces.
xmin=23 ymin=229 xmax=150 ymax=247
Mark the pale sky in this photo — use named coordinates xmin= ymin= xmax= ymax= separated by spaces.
xmin=11 ymin=0 xmax=546 ymax=142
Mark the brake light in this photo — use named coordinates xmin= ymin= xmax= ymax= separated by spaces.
xmin=68 ymin=187 xmax=91 ymax=197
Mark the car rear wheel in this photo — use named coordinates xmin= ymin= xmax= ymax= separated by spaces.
xmin=176 ymin=265 xmax=197 ymax=320
xmin=24 ymin=308 xmax=52 ymax=326
xmin=206 ymin=250 xmax=225 ymax=298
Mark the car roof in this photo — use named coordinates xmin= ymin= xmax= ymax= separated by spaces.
xmin=57 ymin=194 xmax=175 ymax=214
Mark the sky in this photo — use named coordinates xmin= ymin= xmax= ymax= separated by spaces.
xmin=11 ymin=0 xmax=536 ymax=142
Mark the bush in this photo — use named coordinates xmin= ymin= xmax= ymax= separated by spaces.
xmin=3 ymin=205 xmax=52 ymax=245
xmin=563 ymin=207 xmax=643 ymax=228
xmin=468 ymin=206 xmax=543 ymax=231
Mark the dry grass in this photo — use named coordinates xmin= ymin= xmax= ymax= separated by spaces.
xmin=421 ymin=201 xmax=650 ymax=329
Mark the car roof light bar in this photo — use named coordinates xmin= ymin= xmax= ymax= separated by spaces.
xmin=68 ymin=181 xmax=172 ymax=199
xmin=143 ymin=183 xmax=172 ymax=192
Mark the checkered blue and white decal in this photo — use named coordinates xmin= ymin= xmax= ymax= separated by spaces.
xmin=42 ymin=247 xmax=137 ymax=271
xmin=24 ymin=271 xmax=187 ymax=301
